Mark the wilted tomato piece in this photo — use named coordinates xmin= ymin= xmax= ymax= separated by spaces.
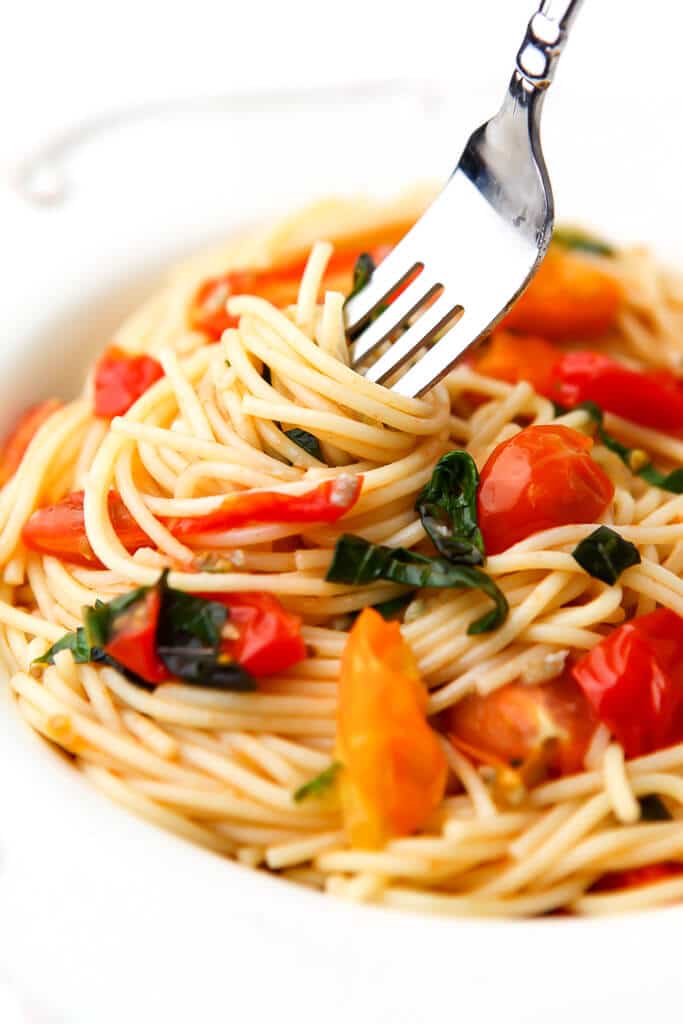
xmin=93 ymin=347 xmax=164 ymax=418
xmin=104 ymin=586 xmax=168 ymax=683
xmin=0 ymin=399 xmax=62 ymax=486
xmin=472 ymin=331 xmax=561 ymax=396
xmin=573 ymin=608 xmax=683 ymax=758
xmin=22 ymin=490 xmax=150 ymax=567
xmin=210 ymin=592 xmax=306 ymax=677
xmin=503 ymin=245 xmax=622 ymax=340
xmin=447 ymin=672 xmax=596 ymax=780
xmin=190 ymin=246 xmax=392 ymax=341
xmin=336 ymin=607 xmax=447 ymax=848
xmin=591 ymin=863 xmax=683 ymax=893
xmin=477 ymin=425 xmax=614 ymax=555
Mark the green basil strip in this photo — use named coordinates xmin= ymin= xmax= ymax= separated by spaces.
xmin=639 ymin=794 xmax=672 ymax=822
xmin=553 ymin=227 xmax=615 ymax=258
xmin=293 ymin=762 xmax=341 ymax=802
xmin=571 ymin=525 xmax=641 ymax=585
xmin=372 ymin=593 xmax=415 ymax=621
xmin=345 ymin=253 xmax=375 ymax=303
xmin=284 ymin=428 xmax=323 ymax=461
xmin=556 ymin=401 xmax=683 ymax=494
xmin=416 ymin=450 xmax=484 ymax=565
xmin=326 ymin=535 xmax=508 ymax=634
xmin=37 ymin=627 xmax=91 ymax=665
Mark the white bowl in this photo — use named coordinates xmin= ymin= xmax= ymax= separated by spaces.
xmin=1 ymin=81 xmax=682 ymax=1023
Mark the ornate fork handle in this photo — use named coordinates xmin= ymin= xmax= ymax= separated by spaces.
xmin=516 ymin=0 xmax=585 ymax=89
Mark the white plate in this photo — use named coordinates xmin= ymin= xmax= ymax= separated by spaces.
xmin=1 ymin=76 xmax=682 ymax=1024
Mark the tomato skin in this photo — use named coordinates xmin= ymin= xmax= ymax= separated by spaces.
xmin=573 ymin=609 xmax=683 ymax=758
xmin=473 ymin=331 xmax=560 ymax=396
xmin=477 ymin=425 xmax=614 ymax=556
xmin=170 ymin=475 xmax=362 ymax=538
xmin=207 ymin=592 xmax=306 ymax=677
xmin=0 ymin=399 xmax=62 ymax=486
xmin=93 ymin=347 xmax=164 ymax=418
xmin=22 ymin=491 xmax=150 ymax=567
xmin=191 ymin=246 xmax=392 ymax=341
xmin=591 ymin=863 xmax=683 ymax=893
xmin=447 ymin=673 xmax=596 ymax=778
xmin=104 ymin=587 xmax=169 ymax=683
xmin=554 ymin=351 xmax=683 ymax=433
xmin=337 ymin=608 xmax=447 ymax=848
xmin=502 ymin=245 xmax=622 ymax=340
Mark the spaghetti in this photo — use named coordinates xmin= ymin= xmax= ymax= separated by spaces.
xmin=3 ymin=191 xmax=683 ymax=917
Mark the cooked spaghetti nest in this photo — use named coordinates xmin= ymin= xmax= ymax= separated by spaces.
xmin=2 ymin=190 xmax=683 ymax=918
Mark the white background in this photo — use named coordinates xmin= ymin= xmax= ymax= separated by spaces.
xmin=2 ymin=3 xmax=683 ymax=1023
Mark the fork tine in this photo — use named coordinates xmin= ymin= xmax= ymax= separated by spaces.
xmin=344 ymin=253 xmax=423 ymax=333
xmin=349 ymin=276 xmax=442 ymax=365
xmin=362 ymin=293 xmax=464 ymax=386
xmin=391 ymin=309 xmax=485 ymax=398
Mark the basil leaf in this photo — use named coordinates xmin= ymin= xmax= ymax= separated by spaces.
xmin=372 ymin=593 xmax=414 ymax=621
xmin=639 ymin=794 xmax=672 ymax=822
xmin=293 ymin=761 xmax=341 ymax=802
xmin=553 ymin=227 xmax=615 ymax=258
xmin=156 ymin=574 xmax=255 ymax=691
xmin=284 ymin=428 xmax=323 ymax=461
xmin=571 ymin=525 xmax=641 ymax=584
xmin=84 ymin=587 xmax=148 ymax=648
xmin=326 ymin=535 xmax=508 ymax=634
xmin=416 ymin=450 xmax=484 ymax=565
xmin=346 ymin=253 xmax=375 ymax=303
xmin=35 ymin=627 xmax=91 ymax=665
xmin=557 ymin=401 xmax=683 ymax=494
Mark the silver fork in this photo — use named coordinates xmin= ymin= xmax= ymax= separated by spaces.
xmin=346 ymin=0 xmax=585 ymax=398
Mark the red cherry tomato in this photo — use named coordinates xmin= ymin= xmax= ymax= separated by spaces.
xmin=104 ymin=586 xmax=168 ymax=683
xmin=22 ymin=490 xmax=150 ymax=567
xmin=0 ymin=399 xmax=62 ymax=486
xmin=447 ymin=672 xmax=596 ymax=778
xmin=210 ymin=592 xmax=306 ymax=677
xmin=554 ymin=351 xmax=683 ymax=433
xmin=477 ymin=425 xmax=614 ymax=555
xmin=591 ymin=863 xmax=683 ymax=893
xmin=170 ymin=475 xmax=362 ymax=538
xmin=93 ymin=347 xmax=164 ymax=418
xmin=190 ymin=246 xmax=393 ymax=341
xmin=573 ymin=608 xmax=683 ymax=758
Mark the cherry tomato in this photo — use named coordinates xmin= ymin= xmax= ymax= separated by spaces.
xmin=477 ymin=425 xmax=614 ymax=555
xmin=22 ymin=490 xmax=150 ymax=567
xmin=104 ymin=586 xmax=168 ymax=683
xmin=93 ymin=347 xmax=164 ymax=418
xmin=210 ymin=592 xmax=306 ymax=677
xmin=0 ymin=399 xmax=62 ymax=486
xmin=191 ymin=246 xmax=393 ymax=341
xmin=502 ymin=245 xmax=622 ymax=341
xmin=170 ymin=474 xmax=362 ymax=538
xmin=447 ymin=672 xmax=596 ymax=779
xmin=472 ymin=331 xmax=560 ymax=396
xmin=554 ymin=351 xmax=683 ymax=433
xmin=573 ymin=608 xmax=683 ymax=758
xmin=336 ymin=607 xmax=447 ymax=848
xmin=591 ymin=863 xmax=683 ymax=893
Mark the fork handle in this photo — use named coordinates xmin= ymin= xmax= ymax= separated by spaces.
xmin=516 ymin=0 xmax=585 ymax=90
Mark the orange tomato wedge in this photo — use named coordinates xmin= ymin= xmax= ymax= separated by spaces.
xmin=336 ymin=608 xmax=447 ymax=848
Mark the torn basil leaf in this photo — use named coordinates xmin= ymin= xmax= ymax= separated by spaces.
xmin=326 ymin=535 xmax=508 ymax=634
xmin=556 ymin=401 xmax=683 ymax=494
xmin=572 ymin=525 xmax=641 ymax=584
xmin=553 ymin=227 xmax=615 ymax=258
xmin=639 ymin=794 xmax=672 ymax=822
xmin=284 ymin=428 xmax=323 ymax=461
xmin=346 ymin=253 xmax=375 ymax=303
xmin=416 ymin=450 xmax=484 ymax=565
xmin=36 ymin=627 xmax=91 ymax=665
xmin=293 ymin=761 xmax=341 ymax=802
